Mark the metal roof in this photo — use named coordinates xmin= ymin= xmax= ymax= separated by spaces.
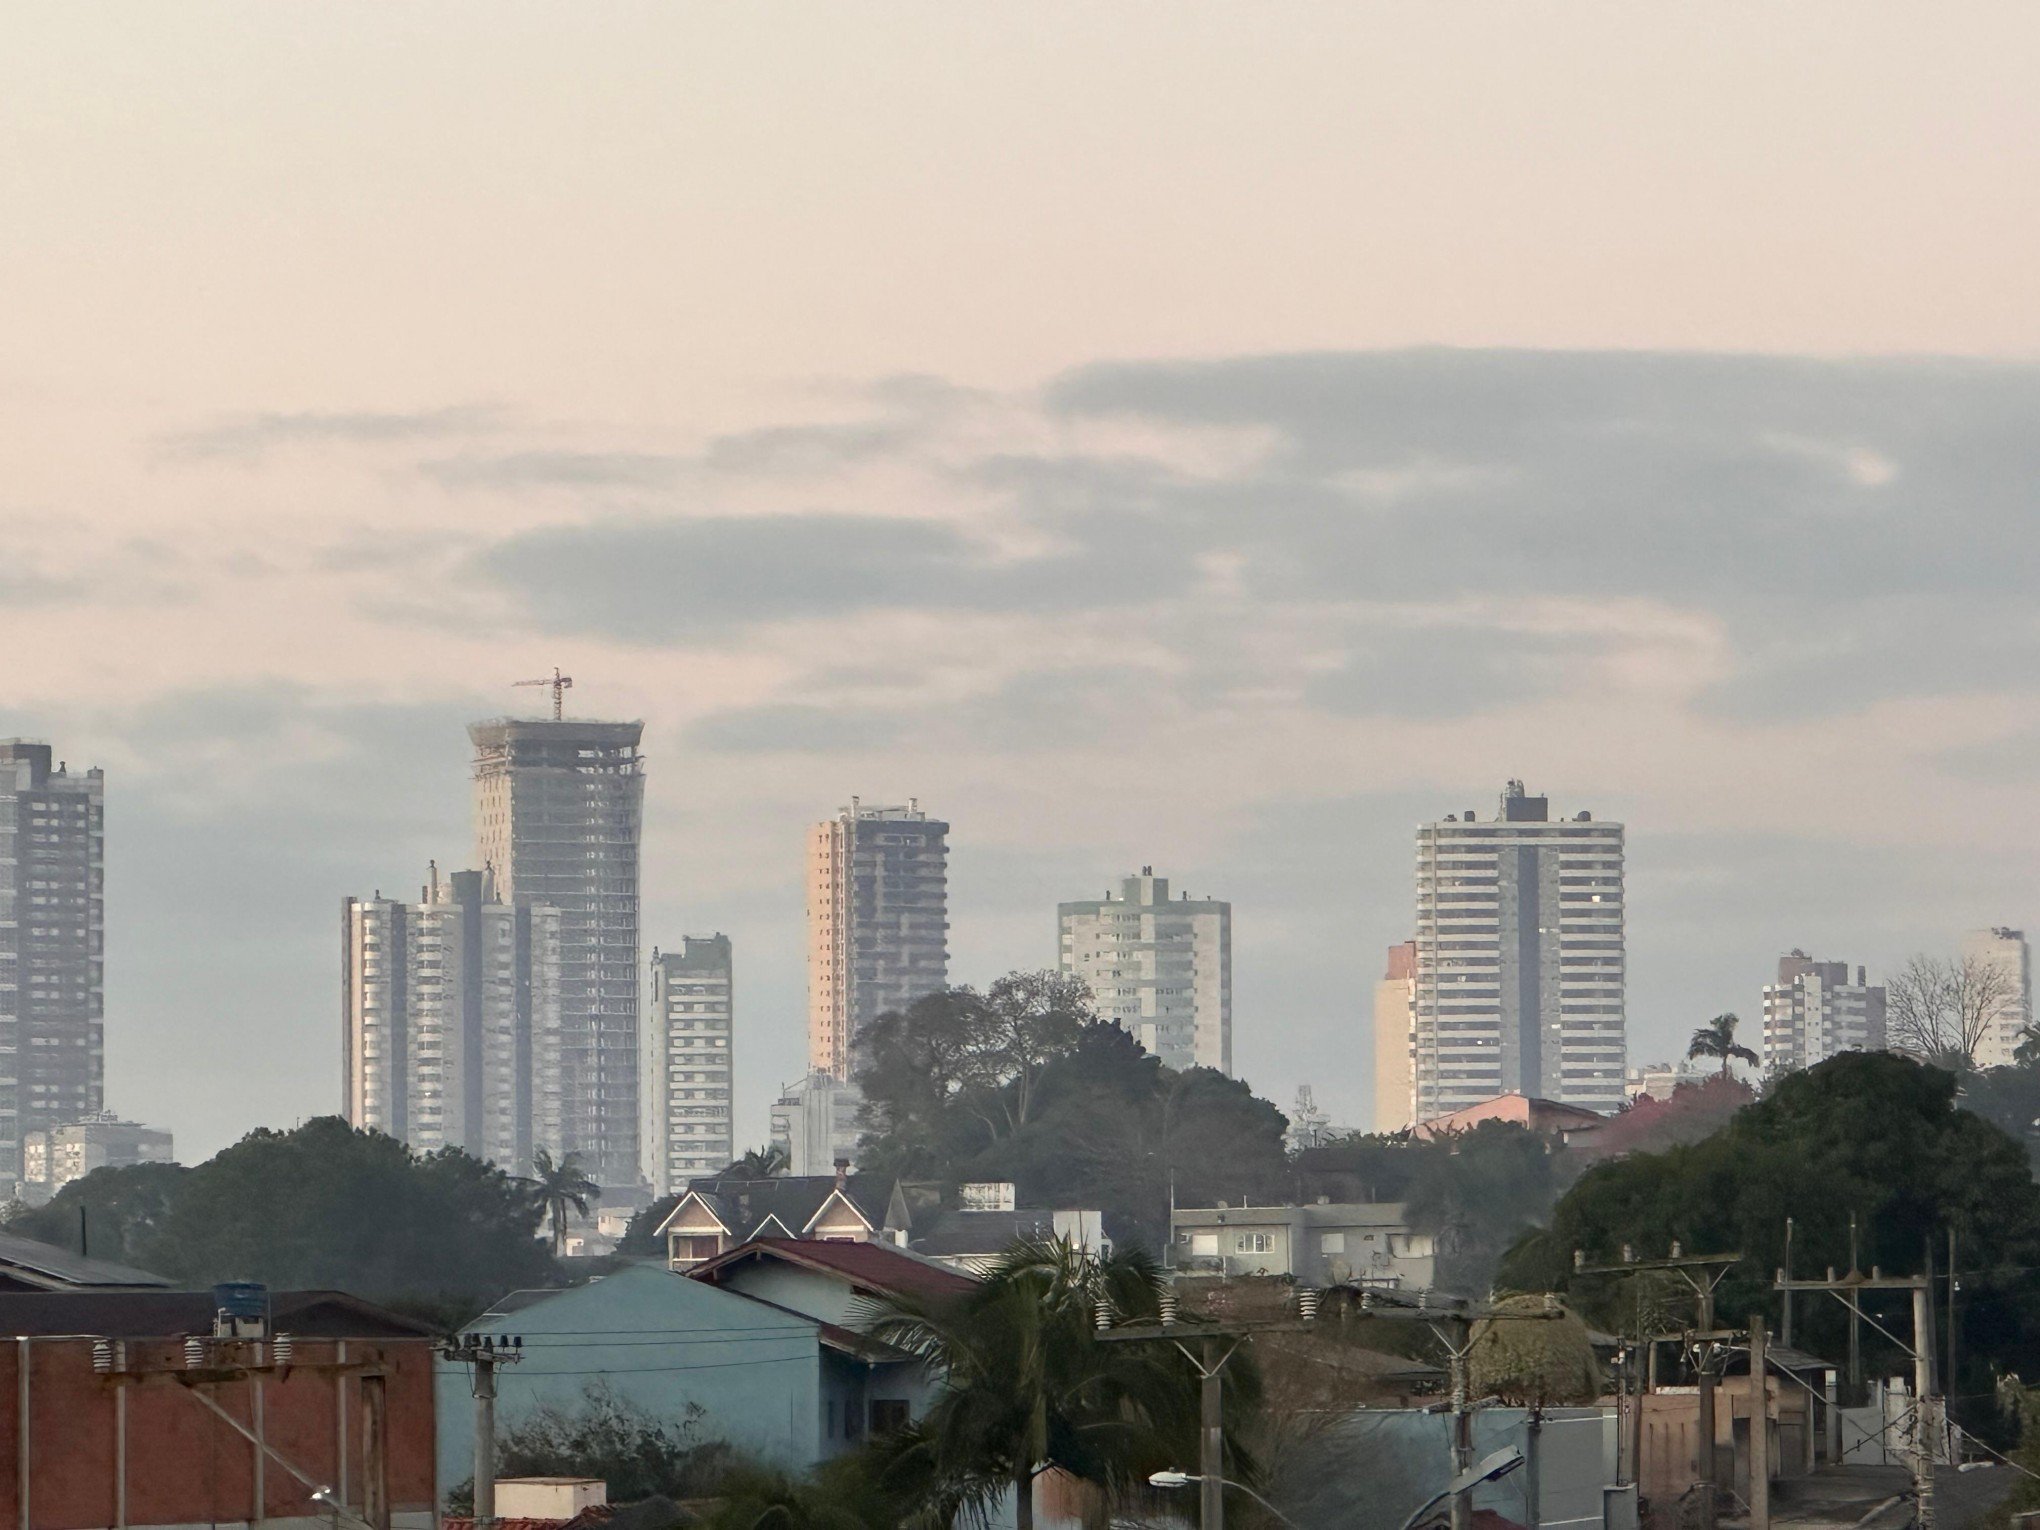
xmin=0 ymin=1229 xmax=172 ymax=1290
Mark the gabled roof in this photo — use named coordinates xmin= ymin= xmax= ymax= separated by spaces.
xmin=0 ymin=1229 xmax=171 ymax=1291
xmin=660 ymin=1175 xmax=895 ymax=1243
xmin=688 ymin=1237 xmax=975 ymax=1303
xmin=0 ymin=1288 xmax=439 ymax=1340
xmin=911 ymin=1209 xmax=1062 ymax=1257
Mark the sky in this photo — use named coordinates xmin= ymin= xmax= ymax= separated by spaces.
xmin=4 ymin=4 xmax=2040 ymax=1164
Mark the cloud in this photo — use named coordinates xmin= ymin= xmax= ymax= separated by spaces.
xmin=164 ymin=404 xmax=502 ymax=459
xmin=421 ymin=450 xmax=685 ymax=491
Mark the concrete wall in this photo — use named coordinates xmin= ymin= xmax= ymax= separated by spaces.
xmin=0 ymin=1335 xmax=436 ymax=1530
xmin=436 ymin=1264 xmax=823 ymax=1491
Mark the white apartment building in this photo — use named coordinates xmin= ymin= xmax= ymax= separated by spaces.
xmin=807 ymin=801 xmax=948 ymax=1079
xmin=1761 ymin=951 xmax=1886 ymax=1073
xmin=1413 ymin=781 xmax=1627 ymax=1119
xmin=0 ymin=742 xmax=105 ymax=1183
xmin=770 ymin=1071 xmax=864 ymax=1176
xmin=1965 ymin=927 xmax=2033 ymax=1069
xmin=1373 ymin=940 xmax=1417 ymax=1133
xmin=23 ymin=1113 xmax=173 ymax=1195
xmin=342 ymin=864 xmax=562 ymax=1171
xmin=643 ymin=936 xmax=735 ymax=1196
xmin=471 ymin=716 xmax=645 ymax=1189
xmin=1059 ymin=869 xmax=1231 ymax=1074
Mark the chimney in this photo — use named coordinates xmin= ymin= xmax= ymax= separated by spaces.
xmin=833 ymin=1157 xmax=849 ymax=1190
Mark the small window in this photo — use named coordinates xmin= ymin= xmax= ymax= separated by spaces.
xmin=1320 ymin=1233 xmax=1346 ymax=1254
xmin=870 ymin=1399 xmax=911 ymax=1435
xmin=1190 ymin=1233 xmax=1218 ymax=1257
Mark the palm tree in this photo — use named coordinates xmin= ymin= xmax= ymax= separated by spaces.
xmin=530 ymin=1149 xmax=600 ymax=1257
xmin=1687 ymin=1012 xmax=1759 ymax=1079
xmin=861 ymin=1237 xmax=1254 ymax=1530
xmin=726 ymin=1144 xmax=790 ymax=1180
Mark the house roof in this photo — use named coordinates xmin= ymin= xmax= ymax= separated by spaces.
xmin=911 ymin=1209 xmax=1063 ymax=1257
xmin=1411 ymin=1094 xmax=1604 ymax=1141
xmin=688 ymin=1238 xmax=975 ymax=1302
xmin=0 ymin=1288 xmax=440 ymax=1340
xmin=656 ymin=1176 xmax=893 ymax=1243
xmin=0 ymin=1229 xmax=172 ymax=1291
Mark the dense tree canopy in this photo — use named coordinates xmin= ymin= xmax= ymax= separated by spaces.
xmin=7 ymin=1117 xmax=555 ymax=1319
xmin=1501 ymin=1052 xmax=2040 ymax=1400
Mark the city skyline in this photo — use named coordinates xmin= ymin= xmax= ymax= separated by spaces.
xmin=8 ymin=6 xmax=2040 ymax=1165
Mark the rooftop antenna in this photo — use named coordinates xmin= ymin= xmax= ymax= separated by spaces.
xmin=514 ymin=667 xmax=573 ymax=720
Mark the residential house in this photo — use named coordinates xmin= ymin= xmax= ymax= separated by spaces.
xmin=437 ymin=1258 xmax=950 ymax=1487
xmin=910 ymin=1208 xmax=1110 ymax=1274
xmin=1170 ymin=1201 xmax=1437 ymax=1289
xmin=652 ymin=1170 xmax=914 ymax=1270
xmin=0 ymin=1287 xmax=438 ymax=1529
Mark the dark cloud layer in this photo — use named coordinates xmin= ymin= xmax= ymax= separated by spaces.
xmin=465 ymin=349 xmax=2040 ymax=723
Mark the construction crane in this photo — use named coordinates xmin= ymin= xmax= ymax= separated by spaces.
xmin=514 ymin=668 xmax=573 ymax=720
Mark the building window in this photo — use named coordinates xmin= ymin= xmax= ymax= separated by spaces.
xmin=1235 ymin=1233 xmax=1271 ymax=1253
xmin=870 ymin=1399 xmax=911 ymax=1435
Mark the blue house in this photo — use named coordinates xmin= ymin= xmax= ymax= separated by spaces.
xmin=436 ymin=1242 xmax=969 ymax=1493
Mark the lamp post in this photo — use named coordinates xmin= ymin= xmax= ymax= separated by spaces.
xmin=1148 ymin=1470 xmax=1300 ymax=1529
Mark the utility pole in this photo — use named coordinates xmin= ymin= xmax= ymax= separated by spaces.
xmin=1575 ymin=1246 xmax=1741 ymax=1530
xmin=441 ymin=1334 xmax=523 ymax=1525
xmin=1847 ymin=1213 xmax=1862 ymax=1398
xmin=1199 ymin=1336 xmax=1225 ymax=1530
xmin=1355 ymin=1290 xmax=1563 ymax=1530
xmin=1945 ymin=1226 xmax=1958 ymax=1402
xmin=1775 ymin=1266 xmax=1935 ymax=1529
xmin=1781 ymin=1217 xmax=1794 ymax=1348
xmin=1748 ymin=1317 xmax=1770 ymax=1530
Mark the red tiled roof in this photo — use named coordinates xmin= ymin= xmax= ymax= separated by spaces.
xmin=689 ymin=1237 xmax=974 ymax=1301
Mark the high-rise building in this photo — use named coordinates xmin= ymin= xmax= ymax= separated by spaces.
xmin=807 ymin=800 xmax=948 ymax=1079
xmin=342 ymin=864 xmax=561 ymax=1168
xmin=24 ymin=1113 xmax=174 ymax=1197
xmin=1058 ymin=869 xmax=1232 ymax=1073
xmin=769 ymin=1071 xmax=866 ymax=1177
xmin=1964 ymin=927 xmax=2033 ymax=1069
xmin=0 ymin=742 xmax=104 ymax=1183
xmin=643 ymin=936 xmax=735 ymax=1196
xmin=1412 ymin=781 xmax=1627 ymax=1119
xmin=1760 ymin=950 xmax=1886 ymax=1073
xmin=471 ymin=717 xmax=645 ymax=1188
xmin=1372 ymin=940 xmax=1417 ymax=1133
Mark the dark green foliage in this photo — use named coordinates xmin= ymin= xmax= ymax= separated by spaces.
xmin=620 ymin=1193 xmax=679 ymax=1257
xmin=532 ymin=1147 xmax=601 ymax=1256
xmin=1501 ymin=1052 xmax=2040 ymax=1401
xmin=7 ymin=1117 xmax=554 ymax=1314
xmin=860 ymin=1237 xmax=1259 ymax=1529
xmin=854 ymin=987 xmax=1293 ymax=1251
xmin=6 ymin=1160 xmax=187 ymax=1266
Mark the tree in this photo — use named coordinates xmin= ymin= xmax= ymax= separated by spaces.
xmin=531 ymin=1148 xmax=600 ymax=1257
xmin=862 ymin=1237 xmax=1252 ymax=1530
xmin=5 ymin=1161 xmax=188 ymax=1268
xmin=975 ymin=971 xmax=1093 ymax=1135
xmin=1888 ymin=953 xmax=2018 ymax=1071
xmin=1686 ymin=1012 xmax=1758 ymax=1079
xmin=728 ymin=1144 xmax=790 ymax=1179
xmin=1467 ymin=1294 xmax=1600 ymax=1406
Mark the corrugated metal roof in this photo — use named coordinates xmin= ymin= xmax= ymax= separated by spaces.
xmin=0 ymin=1229 xmax=171 ymax=1289
xmin=689 ymin=1237 xmax=975 ymax=1301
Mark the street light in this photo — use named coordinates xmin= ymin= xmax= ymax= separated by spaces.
xmin=1394 ymin=1445 xmax=1526 ymax=1530
xmin=1148 ymin=1469 xmax=1300 ymax=1528
xmin=309 ymin=1487 xmax=377 ymax=1530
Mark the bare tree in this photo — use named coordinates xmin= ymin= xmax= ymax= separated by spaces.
xmin=1886 ymin=953 xmax=2018 ymax=1070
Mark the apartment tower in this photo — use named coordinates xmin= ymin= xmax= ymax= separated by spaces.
xmin=1372 ymin=940 xmax=1417 ymax=1133
xmin=341 ymin=864 xmax=562 ymax=1168
xmin=1963 ymin=927 xmax=2033 ymax=1069
xmin=643 ymin=936 xmax=735 ymax=1196
xmin=1412 ymin=781 xmax=1627 ymax=1120
xmin=1760 ymin=950 xmax=1886 ymax=1073
xmin=471 ymin=716 xmax=645 ymax=1187
xmin=0 ymin=742 xmax=104 ymax=1183
xmin=806 ymin=801 xmax=948 ymax=1079
xmin=1058 ymin=869 xmax=1232 ymax=1073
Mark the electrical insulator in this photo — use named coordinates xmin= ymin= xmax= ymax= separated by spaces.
xmin=1669 ymin=1241 xmax=1682 ymax=1259
xmin=1157 ymin=1292 xmax=1179 ymax=1326
xmin=1297 ymin=1288 xmax=1321 ymax=1323
xmin=92 ymin=1339 xmax=114 ymax=1374
xmin=1093 ymin=1300 xmax=1112 ymax=1332
xmin=184 ymin=1336 xmax=207 ymax=1369
xmin=274 ymin=1333 xmax=295 ymax=1369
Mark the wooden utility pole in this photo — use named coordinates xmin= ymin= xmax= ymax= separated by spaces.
xmin=1575 ymin=1246 xmax=1741 ymax=1530
xmin=441 ymin=1334 xmax=523 ymax=1526
xmin=1780 ymin=1218 xmax=1794 ymax=1348
xmin=363 ymin=1374 xmax=389 ymax=1530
